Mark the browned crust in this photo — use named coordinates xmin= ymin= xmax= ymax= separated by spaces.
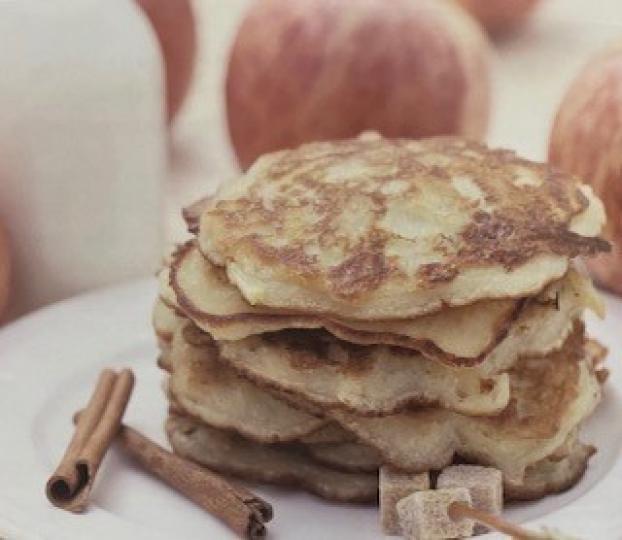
xmin=174 ymin=241 xmax=527 ymax=367
xmin=166 ymin=413 xmax=379 ymax=504
xmin=456 ymin=209 xmax=610 ymax=270
xmin=327 ymin=250 xmax=390 ymax=299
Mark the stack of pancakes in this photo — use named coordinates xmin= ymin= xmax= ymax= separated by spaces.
xmin=154 ymin=134 xmax=610 ymax=503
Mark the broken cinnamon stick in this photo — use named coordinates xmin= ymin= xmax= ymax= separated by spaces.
xmin=115 ymin=424 xmax=272 ymax=539
xmin=46 ymin=368 xmax=135 ymax=512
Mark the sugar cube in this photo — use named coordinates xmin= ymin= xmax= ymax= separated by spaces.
xmin=396 ymin=487 xmax=474 ymax=540
xmin=437 ymin=465 xmax=503 ymax=534
xmin=380 ymin=466 xmax=430 ymax=535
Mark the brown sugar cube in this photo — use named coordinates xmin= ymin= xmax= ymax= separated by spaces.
xmin=380 ymin=466 xmax=430 ymax=535
xmin=437 ymin=465 xmax=503 ymax=534
xmin=396 ymin=488 xmax=474 ymax=540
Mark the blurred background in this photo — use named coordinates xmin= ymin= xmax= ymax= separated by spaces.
xmin=1 ymin=0 xmax=622 ymax=320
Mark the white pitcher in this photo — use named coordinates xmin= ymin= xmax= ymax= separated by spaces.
xmin=0 ymin=0 xmax=167 ymax=317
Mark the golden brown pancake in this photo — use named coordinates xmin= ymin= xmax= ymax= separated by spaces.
xmin=198 ymin=134 xmax=607 ymax=320
xmin=304 ymin=442 xmax=382 ymax=473
xmin=167 ymin=323 xmax=326 ymax=443
xmin=166 ymin=243 xmax=601 ymax=370
xmin=166 ymin=413 xmax=379 ymax=503
xmin=214 ymin=326 xmax=511 ymax=417
xmin=152 ymin=298 xmax=185 ymax=345
xmin=166 ymin=414 xmax=594 ymax=503
xmin=328 ymin=326 xmax=601 ymax=483
xmin=170 ymin=242 xmax=519 ymax=360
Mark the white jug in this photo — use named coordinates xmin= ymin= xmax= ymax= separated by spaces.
xmin=0 ymin=0 xmax=167 ymax=317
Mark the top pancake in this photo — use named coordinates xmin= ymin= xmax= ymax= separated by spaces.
xmin=198 ymin=134 xmax=608 ymax=320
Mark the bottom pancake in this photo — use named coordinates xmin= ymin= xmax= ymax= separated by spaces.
xmin=166 ymin=413 xmax=379 ymax=503
xmin=166 ymin=413 xmax=595 ymax=504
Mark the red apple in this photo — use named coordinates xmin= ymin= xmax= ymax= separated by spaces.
xmin=549 ymin=43 xmax=622 ymax=295
xmin=226 ymin=0 xmax=492 ymax=169
xmin=455 ymin=0 xmax=541 ymax=35
xmin=0 ymin=221 xmax=10 ymax=320
xmin=136 ymin=0 xmax=197 ymax=122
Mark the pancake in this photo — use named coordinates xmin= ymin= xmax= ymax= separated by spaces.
xmin=298 ymin=423 xmax=357 ymax=445
xmin=166 ymin=414 xmax=594 ymax=503
xmin=167 ymin=243 xmax=601 ymax=368
xmin=198 ymin=134 xmax=608 ymax=320
xmin=157 ymin=266 xmax=179 ymax=309
xmin=158 ymin=352 xmax=172 ymax=373
xmin=166 ymin=413 xmax=379 ymax=503
xmin=167 ymin=323 xmax=327 ymax=443
xmin=171 ymin=241 xmax=518 ymax=357
xmin=505 ymin=431 xmax=595 ymax=501
xmin=304 ymin=442 xmax=382 ymax=473
xmin=328 ymin=327 xmax=602 ymax=482
xmin=152 ymin=298 xmax=185 ymax=345
xmin=182 ymin=195 xmax=211 ymax=234
xmin=214 ymin=326 xmax=511 ymax=417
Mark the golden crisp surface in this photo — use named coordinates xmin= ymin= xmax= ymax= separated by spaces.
xmin=199 ymin=134 xmax=608 ymax=319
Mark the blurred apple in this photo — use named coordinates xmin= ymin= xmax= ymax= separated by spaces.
xmin=136 ymin=0 xmax=197 ymax=122
xmin=455 ymin=0 xmax=540 ymax=35
xmin=226 ymin=0 xmax=492 ymax=169
xmin=549 ymin=43 xmax=622 ymax=295
xmin=0 ymin=221 xmax=10 ymax=320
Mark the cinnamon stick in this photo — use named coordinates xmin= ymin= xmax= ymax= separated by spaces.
xmin=48 ymin=368 xmax=271 ymax=538
xmin=449 ymin=502 xmax=554 ymax=539
xmin=115 ymin=424 xmax=272 ymax=539
xmin=46 ymin=368 xmax=135 ymax=512
xmin=68 ymin=408 xmax=272 ymax=538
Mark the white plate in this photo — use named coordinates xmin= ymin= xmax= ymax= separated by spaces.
xmin=0 ymin=279 xmax=621 ymax=540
